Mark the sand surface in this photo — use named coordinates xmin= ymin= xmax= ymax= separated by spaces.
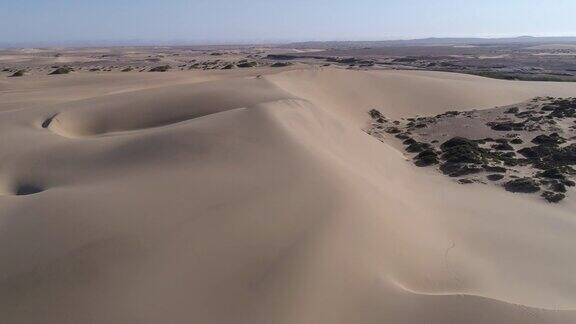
xmin=2 ymin=66 xmax=576 ymax=323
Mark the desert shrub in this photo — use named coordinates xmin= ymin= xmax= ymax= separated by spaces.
xmin=236 ymin=61 xmax=257 ymax=68
xmin=542 ymin=191 xmax=565 ymax=203
xmin=10 ymin=70 xmax=25 ymax=77
xmin=503 ymin=178 xmax=540 ymax=193
xmin=487 ymin=174 xmax=505 ymax=181
xmin=440 ymin=137 xmax=487 ymax=164
xmin=271 ymin=62 xmax=292 ymax=67
xmin=149 ymin=65 xmax=170 ymax=72
xmin=49 ymin=67 xmax=73 ymax=75
xmin=414 ymin=149 xmax=439 ymax=167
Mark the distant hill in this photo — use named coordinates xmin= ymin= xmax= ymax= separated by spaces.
xmin=284 ymin=36 xmax=576 ymax=49
xmin=4 ymin=36 xmax=576 ymax=50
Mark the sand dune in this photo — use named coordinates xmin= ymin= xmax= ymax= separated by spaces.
xmin=49 ymin=78 xmax=296 ymax=138
xmin=1 ymin=67 xmax=576 ymax=323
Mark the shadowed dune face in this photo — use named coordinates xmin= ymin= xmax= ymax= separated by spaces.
xmin=1 ymin=68 xmax=576 ymax=323
xmin=0 ymin=179 xmax=45 ymax=196
xmin=46 ymin=77 xmax=295 ymax=137
xmin=14 ymin=184 xmax=44 ymax=196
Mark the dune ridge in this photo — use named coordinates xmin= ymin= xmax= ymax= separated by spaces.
xmin=1 ymin=67 xmax=576 ymax=323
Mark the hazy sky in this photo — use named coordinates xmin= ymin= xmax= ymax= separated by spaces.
xmin=2 ymin=0 xmax=576 ymax=45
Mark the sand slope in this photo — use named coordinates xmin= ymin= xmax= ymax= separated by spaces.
xmin=1 ymin=67 xmax=576 ymax=323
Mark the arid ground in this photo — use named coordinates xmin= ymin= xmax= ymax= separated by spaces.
xmin=2 ymin=44 xmax=576 ymax=323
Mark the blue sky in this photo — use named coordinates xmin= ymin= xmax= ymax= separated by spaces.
xmin=2 ymin=0 xmax=576 ymax=45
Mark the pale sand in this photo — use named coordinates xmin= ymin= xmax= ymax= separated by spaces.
xmin=1 ymin=66 xmax=576 ymax=323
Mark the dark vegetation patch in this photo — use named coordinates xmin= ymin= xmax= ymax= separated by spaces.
xmin=149 ymin=65 xmax=171 ymax=72
xmin=542 ymin=191 xmax=566 ymax=203
xmin=487 ymin=121 xmax=526 ymax=131
xmin=49 ymin=67 xmax=73 ymax=75
xmin=504 ymin=178 xmax=540 ymax=193
xmin=366 ymin=96 xmax=576 ymax=203
xmin=10 ymin=70 xmax=25 ymax=77
xmin=458 ymin=179 xmax=475 ymax=184
xmin=491 ymin=140 xmax=514 ymax=151
xmin=440 ymin=163 xmax=482 ymax=177
xmin=414 ymin=150 xmax=439 ymax=167
xmin=531 ymin=133 xmax=566 ymax=145
xmin=236 ymin=61 xmax=257 ymax=68
xmin=406 ymin=141 xmax=431 ymax=153
xmin=270 ymin=62 xmax=293 ymax=67
xmin=505 ymin=107 xmax=519 ymax=114
xmin=487 ymin=174 xmax=505 ymax=181
xmin=266 ymin=54 xmax=296 ymax=60
xmin=465 ymin=71 xmax=576 ymax=82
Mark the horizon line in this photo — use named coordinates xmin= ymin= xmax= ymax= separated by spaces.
xmin=3 ymin=34 xmax=576 ymax=49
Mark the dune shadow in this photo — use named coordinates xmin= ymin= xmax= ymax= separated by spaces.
xmin=41 ymin=114 xmax=58 ymax=129
xmin=14 ymin=184 xmax=45 ymax=196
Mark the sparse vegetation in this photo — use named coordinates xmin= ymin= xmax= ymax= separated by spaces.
xmin=236 ymin=61 xmax=257 ymax=68
xmin=414 ymin=149 xmax=439 ymax=167
xmin=10 ymin=70 xmax=25 ymax=77
xmin=504 ymin=178 xmax=541 ymax=193
xmin=366 ymin=96 xmax=576 ymax=202
xmin=271 ymin=62 xmax=293 ymax=67
xmin=149 ymin=65 xmax=171 ymax=72
xmin=469 ymin=71 xmax=576 ymax=82
xmin=542 ymin=191 xmax=566 ymax=203
xmin=487 ymin=174 xmax=505 ymax=181
xmin=49 ymin=67 xmax=73 ymax=75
